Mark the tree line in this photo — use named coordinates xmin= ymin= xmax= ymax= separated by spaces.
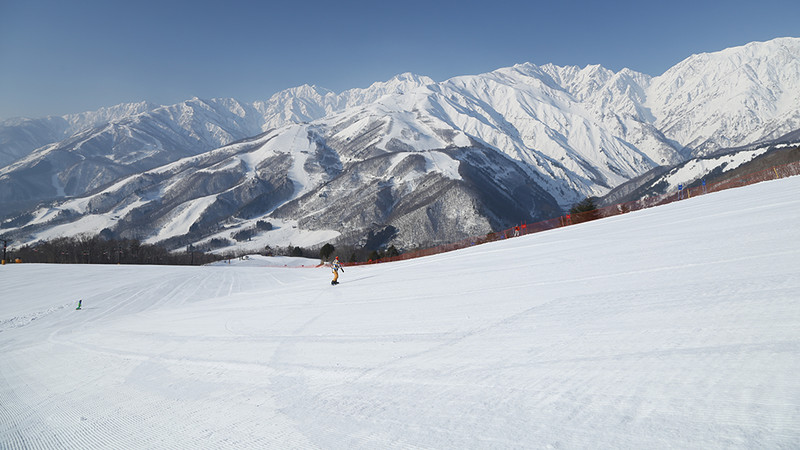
xmin=6 ymin=235 xmax=405 ymax=266
xmin=9 ymin=236 xmax=222 ymax=265
xmin=256 ymin=243 xmax=401 ymax=264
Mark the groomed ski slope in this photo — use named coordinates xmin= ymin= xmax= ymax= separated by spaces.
xmin=1 ymin=176 xmax=799 ymax=449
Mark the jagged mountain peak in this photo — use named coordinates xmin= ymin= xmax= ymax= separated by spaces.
xmin=653 ymin=37 xmax=800 ymax=95
xmin=647 ymin=37 xmax=800 ymax=156
xmin=265 ymin=84 xmax=336 ymax=102
xmin=367 ymin=72 xmax=435 ymax=90
xmin=64 ymin=100 xmax=161 ymax=126
xmin=676 ymin=37 xmax=800 ymax=69
xmin=335 ymin=72 xmax=436 ymax=110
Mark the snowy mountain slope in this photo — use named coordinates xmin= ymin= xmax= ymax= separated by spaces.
xmin=0 ymin=101 xmax=160 ymax=167
xmin=6 ymin=125 xmax=317 ymax=244
xmin=599 ymin=132 xmax=800 ymax=206
xmin=2 ymin=37 xmax=799 ymax=251
xmin=0 ymin=74 xmax=441 ymax=218
xmin=647 ymin=37 xmax=800 ymax=157
xmin=432 ymin=64 xmax=679 ymax=200
xmin=254 ymin=84 xmax=338 ymax=129
xmin=1 ymin=175 xmax=799 ymax=448
xmin=0 ymin=98 xmax=271 ymax=216
xmin=2 ymin=118 xmax=561 ymax=251
xmin=268 ymin=144 xmax=561 ymax=249
xmin=0 ymin=117 xmax=71 ymax=169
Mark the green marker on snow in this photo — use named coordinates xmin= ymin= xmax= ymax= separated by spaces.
xmin=76 ymin=300 xmax=82 ymax=310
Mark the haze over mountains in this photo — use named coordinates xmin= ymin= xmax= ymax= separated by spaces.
xmin=1 ymin=37 xmax=799 ymax=252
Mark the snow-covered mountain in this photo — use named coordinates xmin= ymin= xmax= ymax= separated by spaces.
xmin=0 ymin=75 xmax=446 ymax=217
xmin=0 ymin=101 xmax=160 ymax=167
xmin=3 ymin=121 xmax=562 ymax=251
xmin=598 ymin=132 xmax=800 ymax=207
xmin=0 ymin=98 xmax=268 ymax=216
xmin=647 ymin=37 xmax=800 ymax=156
xmin=1 ymin=37 xmax=799 ymax=251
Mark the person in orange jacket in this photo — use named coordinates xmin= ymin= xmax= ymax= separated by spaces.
xmin=331 ymin=256 xmax=344 ymax=285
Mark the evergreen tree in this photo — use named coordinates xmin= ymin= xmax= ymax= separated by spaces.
xmin=320 ymin=243 xmax=335 ymax=260
xmin=569 ymin=196 xmax=598 ymax=215
xmin=386 ymin=245 xmax=400 ymax=258
xmin=569 ymin=197 xmax=600 ymax=222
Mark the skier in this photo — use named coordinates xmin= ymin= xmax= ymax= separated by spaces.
xmin=331 ymin=256 xmax=344 ymax=285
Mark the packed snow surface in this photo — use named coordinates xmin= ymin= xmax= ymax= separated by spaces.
xmin=2 ymin=176 xmax=799 ymax=449
xmin=207 ymin=255 xmax=322 ymax=268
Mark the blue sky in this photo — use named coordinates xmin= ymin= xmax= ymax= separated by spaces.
xmin=1 ymin=0 xmax=798 ymax=120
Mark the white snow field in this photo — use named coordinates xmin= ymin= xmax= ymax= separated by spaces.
xmin=1 ymin=176 xmax=799 ymax=449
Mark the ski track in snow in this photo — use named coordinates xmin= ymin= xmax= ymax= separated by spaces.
xmin=1 ymin=177 xmax=800 ymax=448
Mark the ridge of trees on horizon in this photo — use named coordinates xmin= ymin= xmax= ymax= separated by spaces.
xmin=5 ymin=235 xmax=406 ymax=266
xmin=7 ymin=236 xmax=222 ymax=265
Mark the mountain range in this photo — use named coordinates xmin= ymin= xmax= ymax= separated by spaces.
xmin=1 ymin=37 xmax=799 ymax=253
